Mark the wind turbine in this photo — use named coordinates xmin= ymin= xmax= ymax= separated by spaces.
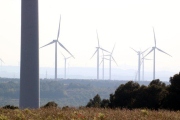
xmin=40 ymin=15 xmax=74 ymax=81
xmin=90 ymin=30 xmax=110 ymax=80
xmin=143 ymin=27 xmax=172 ymax=80
xmin=130 ymin=48 xmax=149 ymax=81
xmin=60 ymin=52 xmax=73 ymax=79
xmin=104 ymin=44 xmax=118 ymax=80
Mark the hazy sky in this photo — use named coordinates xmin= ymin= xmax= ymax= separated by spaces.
xmin=0 ymin=0 xmax=180 ymax=74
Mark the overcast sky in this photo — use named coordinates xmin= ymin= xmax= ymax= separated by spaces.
xmin=0 ymin=0 xmax=180 ymax=74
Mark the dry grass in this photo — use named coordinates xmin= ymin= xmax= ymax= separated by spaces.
xmin=0 ymin=107 xmax=180 ymax=120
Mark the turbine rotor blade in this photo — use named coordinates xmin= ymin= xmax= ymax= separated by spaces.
xmin=57 ymin=15 xmax=61 ymax=40
xmin=152 ymin=27 xmax=156 ymax=47
xmin=112 ymin=56 xmax=118 ymax=66
xmin=67 ymin=56 xmax=72 ymax=59
xmin=60 ymin=52 xmax=65 ymax=58
xmin=90 ymin=49 xmax=98 ymax=59
xmin=96 ymin=30 xmax=100 ymax=47
xmin=130 ymin=47 xmax=138 ymax=53
xmin=144 ymin=58 xmax=152 ymax=60
xmin=143 ymin=48 xmax=154 ymax=58
xmin=141 ymin=47 xmax=150 ymax=55
xmin=156 ymin=47 xmax=172 ymax=57
xmin=111 ymin=43 xmax=116 ymax=55
xmin=0 ymin=59 xmax=5 ymax=64
xmin=104 ymin=58 xmax=110 ymax=60
xmin=40 ymin=41 xmax=55 ymax=49
xmin=58 ymin=41 xmax=75 ymax=58
xmin=99 ymin=59 xmax=103 ymax=66
xmin=99 ymin=47 xmax=110 ymax=53
xmin=142 ymin=53 xmax=144 ymax=58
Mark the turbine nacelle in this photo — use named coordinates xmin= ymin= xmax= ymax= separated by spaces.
xmin=53 ymin=40 xmax=58 ymax=42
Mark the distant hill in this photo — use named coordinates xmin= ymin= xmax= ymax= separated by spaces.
xmin=0 ymin=65 xmax=177 ymax=81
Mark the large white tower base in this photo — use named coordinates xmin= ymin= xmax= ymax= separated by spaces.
xmin=20 ymin=0 xmax=39 ymax=109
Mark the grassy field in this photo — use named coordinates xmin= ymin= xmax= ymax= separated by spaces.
xmin=0 ymin=108 xmax=180 ymax=120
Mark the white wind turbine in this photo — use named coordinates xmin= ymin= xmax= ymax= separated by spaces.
xmin=104 ymin=44 xmax=118 ymax=80
xmin=60 ymin=52 xmax=73 ymax=79
xmin=40 ymin=15 xmax=74 ymax=81
xmin=130 ymin=48 xmax=149 ymax=82
xmin=90 ymin=30 xmax=110 ymax=80
xmin=143 ymin=27 xmax=172 ymax=80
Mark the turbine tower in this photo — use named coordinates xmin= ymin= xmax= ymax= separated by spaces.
xmin=134 ymin=70 xmax=138 ymax=81
xmin=143 ymin=27 xmax=172 ymax=80
xmin=40 ymin=15 xmax=74 ymax=81
xmin=104 ymin=44 xmax=118 ymax=80
xmin=101 ymin=51 xmax=105 ymax=80
xmin=130 ymin=48 xmax=149 ymax=82
xmin=141 ymin=53 xmax=151 ymax=81
xmin=90 ymin=30 xmax=110 ymax=80
xmin=67 ymin=62 xmax=70 ymax=78
xmin=60 ymin=52 xmax=73 ymax=79
xmin=99 ymin=54 xmax=110 ymax=80
xmin=20 ymin=0 xmax=39 ymax=109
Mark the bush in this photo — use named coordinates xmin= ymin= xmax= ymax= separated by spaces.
xmin=2 ymin=105 xmax=18 ymax=110
xmin=86 ymin=94 xmax=102 ymax=108
xmin=42 ymin=101 xmax=58 ymax=108
xmin=62 ymin=106 xmax=69 ymax=110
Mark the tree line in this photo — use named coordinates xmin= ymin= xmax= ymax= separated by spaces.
xmin=86 ymin=72 xmax=180 ymax=110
